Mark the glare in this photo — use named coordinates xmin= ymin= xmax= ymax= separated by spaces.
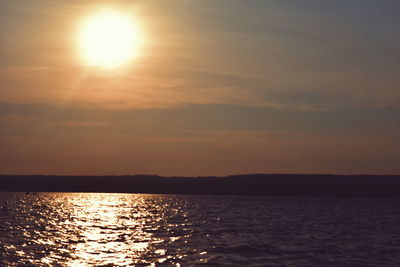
xmin=62 ymin=193 xmax=153 ymax=266
xmin=78 ymin=11 xmax=142 ymax=68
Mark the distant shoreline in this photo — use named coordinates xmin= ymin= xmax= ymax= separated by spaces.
xmin=1 ymin=174 xmax=400 ymax=198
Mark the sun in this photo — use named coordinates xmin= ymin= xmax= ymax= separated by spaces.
xmin=78 ymin=11 xmax=141 ymax=69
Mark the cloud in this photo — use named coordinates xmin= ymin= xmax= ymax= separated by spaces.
xmin=1 ymin=0 xmax=400 ymax=112
xmin=61 ymin=120 xmax=108 ymax=127
xmin=0 ymin=114 xmax=37 ymax=124
xmin=1 ymin=102 xmax=399 ymax=136
xmin=0 ymin=101 xmax=399 ymax=175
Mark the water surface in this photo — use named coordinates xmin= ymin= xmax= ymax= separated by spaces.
xmin=1 ymin=193 xmax=400 ymax=266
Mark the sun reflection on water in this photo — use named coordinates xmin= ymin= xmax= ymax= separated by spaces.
xmin=1 ymin=193 xmax=211 ymax=266
xmin=3 ymin=192 xmax=400 ymax=266
xmin=61 ymin=194 xmax=158 ymax=266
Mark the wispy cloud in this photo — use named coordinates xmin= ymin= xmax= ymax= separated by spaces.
xmin=0 ymin=114 xmax=37 ymax=124
xmin=1 ymin=1 xmax=400 ymax=111
xmin=60 ymin=120 xmax=108 ymax=127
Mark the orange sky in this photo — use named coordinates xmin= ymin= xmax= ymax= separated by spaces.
xmin=1 ymin=0 xmax=400 ymax=176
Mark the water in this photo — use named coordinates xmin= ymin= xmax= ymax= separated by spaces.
xmin=1 ymin=193 xmax=400 ymax=266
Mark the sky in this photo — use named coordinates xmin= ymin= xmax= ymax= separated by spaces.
xmin=1 ymin=0 xmax=400 ymax=176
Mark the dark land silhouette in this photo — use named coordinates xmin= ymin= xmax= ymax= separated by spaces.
xmin=1 ymin=174 xmax=400 ymax=198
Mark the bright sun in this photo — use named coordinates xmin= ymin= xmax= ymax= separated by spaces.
xmin=78 ymin=11 xmax=141 ymax=68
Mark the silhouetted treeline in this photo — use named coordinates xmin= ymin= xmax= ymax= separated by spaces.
xmin=1 ymin=174 xmax=400 ymax=198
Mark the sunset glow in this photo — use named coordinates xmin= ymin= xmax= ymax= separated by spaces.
xmin=77 ymin=11 xmax=141 ymax=68
xmin=1 ymin=1 xmax=400 ymax=176
xmin=1 ymin=1 xmax=400 ymax=265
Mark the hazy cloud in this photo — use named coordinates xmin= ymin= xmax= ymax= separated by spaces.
xmin=1 ymin=0 xmax=400 ymax=175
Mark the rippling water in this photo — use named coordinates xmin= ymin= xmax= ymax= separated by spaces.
xmin=1 ymin=193 xmax=400 ymax=266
